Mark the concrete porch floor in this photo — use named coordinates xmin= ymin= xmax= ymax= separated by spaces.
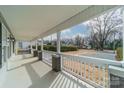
xmin=0 ymin=54 xmax=93 ymax=88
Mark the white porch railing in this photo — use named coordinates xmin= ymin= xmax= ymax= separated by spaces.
xmin=61 ymin=54 xmax=122 ymax=88
xmin=42 ymin=50 xmax=56 ymax=66
xmin=41 ymin=50 xmax=122 ymax=88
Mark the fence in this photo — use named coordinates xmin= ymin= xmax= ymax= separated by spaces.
xmin=61 ymin=54 xmax=122 ymax=87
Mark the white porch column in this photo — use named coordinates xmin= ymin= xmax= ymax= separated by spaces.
xmin=30 ymin=41 xmax=33 ymax=54
xmin=57 ymin=31 xmax=61 ymax=54
xmin=41 ymin=38 xmax=43 ymax=51
xmin=15 ymin=41 xmax=19 ymax=55
xmin=35 ymin=40 xmax=38 ymax=50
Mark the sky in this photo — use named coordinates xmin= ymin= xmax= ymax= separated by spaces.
xmin=44 ymin=23 xmax=89 ymax=41
xmin=61 ymin=23 xmax=89 ymax=39
xmin=43 ymin=7 xmax=122 ymax=41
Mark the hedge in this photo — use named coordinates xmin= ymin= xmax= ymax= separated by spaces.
xmin=61 ymin=46 xmax=78 ymax=52
xmin=116 ymin=47 xmax=123 ymax=61
xmin=30 ymin=45 xmax=78 ymax=52
xmin=43 ymin=45 xmax=56 ymax=51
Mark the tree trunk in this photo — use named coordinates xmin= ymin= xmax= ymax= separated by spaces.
xmin=99 ymin=42 xmax=104 ymax=51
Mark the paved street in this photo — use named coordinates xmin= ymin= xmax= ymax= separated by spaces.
xmin=63 ymin=49 xmax=116 ymax=61
xmin=83 ymin=52 xmax=116 ymax=60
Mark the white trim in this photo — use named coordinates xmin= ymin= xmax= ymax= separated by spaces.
xmin=0 ymin=53 xmax=15 ymax=87
xmin=30 ymin=41 xmax=33 ymax=54
xmin=41 ymin=38 xmax=43 ymax=51
xmin=109 ymin=65 xmax=124 ymax=78
xmin=43 ymin=50 xmax=56 ymax=54
xmin=57 ymin=32 xmax=61 ymax=54
xmin=61 ymin=53 xmax=122 ymax=67
xmin=35 ymin=40 xmax=37 ymax=50
xmin=0 ymin=63 xmax=7 ymax=87
xmin=36 ymin=5 xmax=118 ymax=39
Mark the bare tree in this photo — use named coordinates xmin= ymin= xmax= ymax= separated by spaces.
xmin=61 ymin=38 xmax=75 ymax=46
xmin=87 ymin=8 xmax=123 ymax=51
xmin=74 ymin=35 xmax=84 ymax=48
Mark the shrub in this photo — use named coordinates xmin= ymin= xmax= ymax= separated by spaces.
xmin=38 ymin=46 xmax=41 ymax=51
xmin=32 ymin=46 xmax=36 ymax=49
xmin=61 ymin=45 xmax=78 ymax=52
xmin=43 ymin=45 xmax=56 ymax=51
xmin=30 ymin=45 xmax=78 ymax=52
xmin=116 ymin=47 xmax=123 ymax=61
xmin=30 ymin=46 xmax=41 ymax=50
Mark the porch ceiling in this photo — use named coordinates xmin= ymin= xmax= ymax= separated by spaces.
xmin=0 ymin=5 xmax=118 ymax=41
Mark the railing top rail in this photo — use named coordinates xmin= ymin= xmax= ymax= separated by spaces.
xmin=61 ymin=53 xmax=122 ymax=67
xmin=41 ymin=51 xmax=122 ymax=67
xmin=43 ymin=50 xmax=56 ymax=54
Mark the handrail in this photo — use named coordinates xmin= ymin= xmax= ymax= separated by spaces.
xmin=41 ymin=51 xmax=123 ymax=87
xmin=42 ymin=51 xmax=122 ymax=66
xmin=42 ymin=50 xmax=122 ymax=67
xmin=42 ymin=50 xmax=56 ymax=54
xmin=61 ymin=53 xmax=122 ymax=67
xmin=42 ymin=50 xmax=56 ymax=66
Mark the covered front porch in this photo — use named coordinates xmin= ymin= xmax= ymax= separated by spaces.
xmin=0 ymin=5 xmax=124 ymax=88
xmin=1 ymin=54 xmax=93 ymax=88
